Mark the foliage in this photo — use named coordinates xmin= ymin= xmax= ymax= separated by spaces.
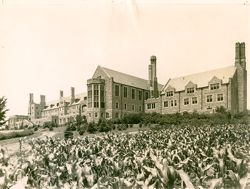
xmin=98 ymin=120 xmax=112 ymax=133
xmin=64 ymin=130 xmax=73 ymax=140
xmin=118 ymin=111 xmax=248 ymax=126
xmin=0 ymin=97 xmax=8 ymax=126
xmin=87 ymin=122 xmax=97 ymax=134
xmin=0 ymin=129 xmax=33 ymax=140
xmin=43 ymin=121 xmax=58 ymax=129
xmin=1 ymin=123 xmax=250 ymax=189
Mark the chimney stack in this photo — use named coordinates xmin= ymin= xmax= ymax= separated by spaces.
xmin=150 ymin=55 xmax=159 ymax=98
xmin=148 ymin=64 xmax=152 ymax=87
xmin=151 ymin=55 xmax=156 ymax=79
xmin=60 ymin=90 xmax=63 ymax=99
xmin=71 ymin=87 xmax=75 ymax=103
xmin=40 ymin=95 xmax=46 ymax=108
xmin=29 ymin=93 xmax=34 ymax=104
xmin=235 ymin=42 xmax=246 ymax=69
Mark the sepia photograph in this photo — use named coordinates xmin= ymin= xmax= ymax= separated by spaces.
xmin=0 ymin=0 xmax=249 ymax=188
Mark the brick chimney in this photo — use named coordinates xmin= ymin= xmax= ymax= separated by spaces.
xmin=29 ymin=93 xmax=34 ymax=104
xmin=150 ymin=55 xmax=159 ymax=98
xmin=40 ymin=95 xmax=46 ymax=109
xmin=60 ymin=90 xmax=63 ymax=99
xmin=71 ymin=87 xmax=75 ymax=104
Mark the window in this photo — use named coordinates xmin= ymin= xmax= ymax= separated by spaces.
xmin=166 ymin=91 xmax=173 ymax=97
xmin=123 ymin=87 xmax=128 ymax=98
xmin=89 ymin=113 xmax=91 ymax=117
xmin=192 ymin=97 xmax=198 ymax=104
xmin=171 ymin=100 xmax=174 ymax=106
xmin=207 ymin=95 xmax=213 ymax=102
xmin=139 ymin=106 xmax=142 ymax=111
xmin=115 ymin=85 xmax=120 ymax=96
xmin=95 ymin=112 xmax=98 ymax=117
xmin=139 ymin=91 xmax=142 ymax=100
xmin=87 ymin=84 xmax=92 ymax=108
xmin=124 ymin=103 xmax=127 ymax=110
xmin=132 ymin=89 xmax=135 ymax=99
xmin=210 ymin=83 xmax=219 ymax=90
xmin=174 ymin=100 xmax=177 ymax=106
xmin=187 ymin=87 xmax=194 ymax=94
xmin=106 ymin=112 xmax=109 ymax=118
xmin=94 ymin=84 xmax=99 ymax=108
xmin=217 ymin=94 xmax=223 ymax=101
xmin=145 ymin=92 xmax=149 ymax=100
xmin=115 ymin=112 xmax=119 ymax=118
xmin=132 ymin=105 xmax=135 ymax=111
xmin=115 ymin=102 xmax=119 ymax=109
xmin=164 ymin=101 xmax=168 ymax=107
xmin=152 ymin=103 xmax=156 ymax=109
xmin=147 ymin=104 xmax=151 ymax=109
xmin=100 ymin=85 xmax=105 ymax=108
xmin=184 ymin=98 xmax=189 ymax=105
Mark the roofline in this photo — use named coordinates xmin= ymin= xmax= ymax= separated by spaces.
xmin=170 ymin=65 xmax=236 ymax=81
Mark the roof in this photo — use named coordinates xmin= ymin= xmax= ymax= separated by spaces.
xmin=162 ymin=66 xmax=236 ymax=92
xmin=100 ymin=66 xmax=163 ymax=90
xmin=9 ymin=115 xmax=29 ymax=119
xmin=44 ymin=92 xmax=87 ymax=110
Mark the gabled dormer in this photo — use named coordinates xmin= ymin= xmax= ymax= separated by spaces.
xmin=165 ymin=85 xmax=175 ymax=97
xmin=208 ymin=76 xmax=222 ymax=90
xmin=185 ymin=81 xmax=197 ymax=94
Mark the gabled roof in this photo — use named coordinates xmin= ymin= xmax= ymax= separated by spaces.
xmin=97 ymin=66 xmax=163 ymax=90
xmin=44 ymin=92 xmax=87 ymax=110
xmin=162 ymin=66 xmax=236 ymax=92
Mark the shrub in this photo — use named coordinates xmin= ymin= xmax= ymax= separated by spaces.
xmin=34 ymin=127 xmax=38 ymax=131
xmin=87 ymin=122 xmax=97 ymax=134
xmin=98 ymin=120 xmax=112 ymax=133
xmin=0 ymin=129 xmax=34 ymax=140
xmin=78 ymin=127 xmax=85 ymax=135
xmin=64 ymin=130 xmax=73 ymax=140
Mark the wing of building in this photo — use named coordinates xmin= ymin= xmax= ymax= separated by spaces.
xmin=27 ymin=88 xmax=87 ymax=126
xmin=86 ymin=62 xmax=163 ymax=122
xmin=145 ymin=42 xmax=247 ymax=115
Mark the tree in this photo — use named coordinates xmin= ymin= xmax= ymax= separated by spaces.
xmin=0 ymin=97 xmax=8 ymax=126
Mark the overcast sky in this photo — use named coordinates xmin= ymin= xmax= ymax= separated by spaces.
xmin=0 ymin=0 xmax=249 ymax=117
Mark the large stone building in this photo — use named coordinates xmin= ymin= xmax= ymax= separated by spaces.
xmin=24 ymin=42 xmax=247 ymax=125
xmin=28 ymin=87 xmax=87 ymax=126
xmin=86 ymin=63 xmax=163 ymax=122
xmin=145 ymin=42 xmax=247 ymax=115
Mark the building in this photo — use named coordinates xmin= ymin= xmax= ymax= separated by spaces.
xmin=28 ymin=87 xmax=87 ymax=126
xmin=145 ymin=42 xmax=247 ymax=114
xmin=26 ymin=42 xmax=247 ymax=124
xmin=8 ymin=115 xmax=30 ymax=129
xmin=86 ymin=61 xmax=163 ymax=122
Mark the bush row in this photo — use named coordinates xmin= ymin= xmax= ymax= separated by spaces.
xmin=0 ymin=129 xmax=34 ymax=141
xmin=113 ymin=107 xmax=248 ymax=126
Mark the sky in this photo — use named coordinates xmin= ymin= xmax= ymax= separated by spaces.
xmin=0 ymin=0 xmax=249 ymax=117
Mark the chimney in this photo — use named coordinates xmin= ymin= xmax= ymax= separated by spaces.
xmin=29 ymin=93 xmax=34 ymax=104
xmin=240 ymin=42 xmax=246 ymax=69
xmin=40 ymin=95 xmax=46 ymax=108
xmin=235 ymin=42 xmax=241 ymax=66
xmin=150 ymin=55 xmax=159 ymax=98
xmin=71 ymin=87 xmax=75 ymax=103
xmin=148 ymin=64 xmax=152 ymax=87
xmin=151 ymin=55 xmax=156 ymax=79
xmin=60 ymin=90 xmax=63 ymax=99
